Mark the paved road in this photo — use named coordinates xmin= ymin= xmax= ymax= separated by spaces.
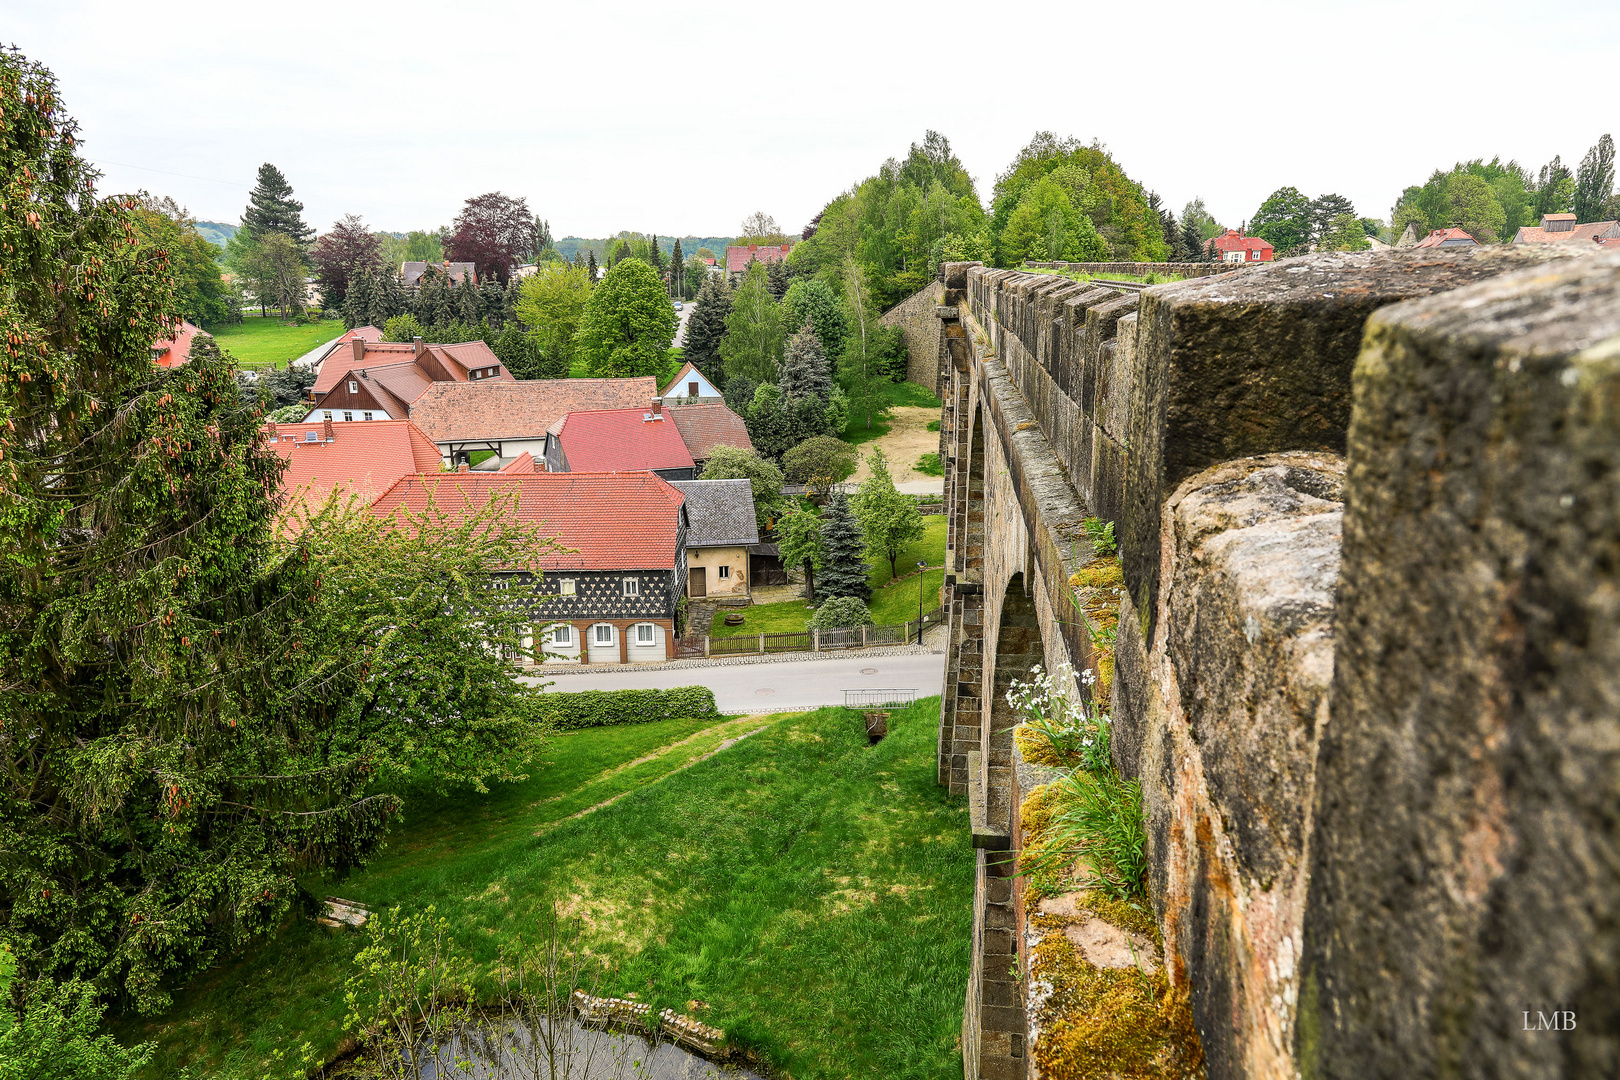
xmin=528 ymin=652 xmax=947 ymax=713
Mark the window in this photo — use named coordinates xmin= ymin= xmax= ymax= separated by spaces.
xmin=491 ymin=576 xmax=510 ymax=591
xmin=362 ymin=412 xmax=373 ymax=421
xmin=622 ymin=577 xmax=640 ymax=597
xmin=348 ymin=380 xmax=358 ymax=394
xmin=322 ymin=411 xmax=333 ymax=421
xmin=717 ymin=565 xmax=731 ymax=579
xmin=550 ymin=624 xmax=573 ymax=646
xmin=558 ymin=578 xmax=575 ymax=596
xmin=342 ymin=411 xmax=353 ymax=422
xmin=635 ymin=623 xmax=655 ymax=645
xmin=594 ymin=624 xmax=614 ymax=645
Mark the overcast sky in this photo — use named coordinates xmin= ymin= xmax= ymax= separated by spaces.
xmin=8 ymin=0 xmax=1618 ymax=239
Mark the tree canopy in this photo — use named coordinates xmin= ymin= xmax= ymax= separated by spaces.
xmin=990 ymin=133 xmax=1167 ymax=266
xmin=720 ymin=261 xmax=785 ymax=385
xmin=447 ymin=192 xmax=539 ymax=284
xmin=310 ymin=213 xmax=383 ymax=309
xmin=1250 ymin=186 xmax=1312 ymax=256
xmin=516 ymin=261 xmax=594 ymax=378
xmin=240 ymin=162 xmax=313 ymax=246
xmin=571 ymin=257 xmax=676 ymax=378
xmin=129 ymin=196 xmax=238 ymax=328
xmin=1391 ymin=159 xmax=1532 ymax=243
xmin=698 ymin=446 xmax=787 ymax=533
xmin=855 ymin=448 xmax=925 ymax=579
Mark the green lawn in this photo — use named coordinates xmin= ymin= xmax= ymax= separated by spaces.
xmin=843 ymin=380 xmax=943 ymax=447
xmin=123 ymin=701 xmax=970 ymax=1080
xmin=210 ymin=316 xmax=346 ymax=370
xmin=713 ymin=517 xmax=947 ymax=638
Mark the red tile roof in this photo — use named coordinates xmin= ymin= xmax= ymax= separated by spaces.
xmin=1514 ymin=220 xmax=1620 ymax=245
xmin=408 ymin=377 xmax=659 ymax=444
xmin=313 ymin=339 xmax=506 ymax=395
xmin=1206 ymin=229 xmax=1273 ymax=256
xmin=665 ymin=403 xmax=752 ymax=460
xmin=725 ymin=242 xmax=794 ymax=274
xmin=368 ymin=471 xmax=688 ymax=570
xmin=553 ymin=406 xmax=696 ymax=473
xmin=153 ymin=319 xmax=205 ymax=368
xmin=1413 ymin=228 xmax=1479 ymax=248
xmin=265 ymin=418 xmax=444 ymax=529
xmin=498 ymin=451 xmax=537 ymax=473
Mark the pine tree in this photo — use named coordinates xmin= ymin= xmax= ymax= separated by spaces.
xmin=504 ymin=276 xmax=523 ymax=327
xmin=240 ymin=162 xmax=314 ymax=246
xmin=649 ymin=234 xmax=665 ymax=274
xmin=342 ymin=270 xmax=377 ymax=329
xmin=1180 ymin=217 xmax=1205 ymax=262
xmin=779 ymin=320 xmax=832 ymax=405
xmin=481 ymin=275 xmax=507 ymax=328
xmin=817 ymin=492 xmax=872 ymax=602
xmin=686 ymin=274 xmax=732 ymax=373
xmin=670 ymin=237 xmax=685 ymax=297
xmin=380 ymin=269 xmax=408 ymax=323
xmin=586 ymin=248 xmax=599 ymax=283
xmin=457 ymin=277 xmax=481 ymax=326
xmin=767 ymin=257 xmax=790 ymax=301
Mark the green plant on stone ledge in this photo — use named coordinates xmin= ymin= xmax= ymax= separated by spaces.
xmin=1007 ymin=663 xmax=1111 ymax=774
xmin=1026 ymin=768 xmax=1148 ymax=904
xmin=1081 ymin=517 xmax=1117 ymax=558
xmin=1088 ymin=621 xmax=1117 ymax=651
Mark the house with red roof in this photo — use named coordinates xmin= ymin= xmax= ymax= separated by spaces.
xmin=304 ymin=336 xmax=511 ymax=425
xmin=1513 ymin=212 xmax=1620 ymax=246
xmin=407 ymin=376 xmax=660 ymax=468
xmin=544 ymin=401 xmax=698 ymax=480
xmin=367 ymin=471 xmax=690 ymax=664
xmin=665 ymin=403 xmax=753 ymax=469
xmin=265 ymin=416 xmax=445 ymax=533
xmin=1205 ymin=229 xmax=1273 ymax=264
xmin=152 ymin=319 xmax=205 ymax=368
xmin=725 ymin=241 xmax=794 ymax=284
xmin=1413 ymin=228 xmax=1480 ymax=249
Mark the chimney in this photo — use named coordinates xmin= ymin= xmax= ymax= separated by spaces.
xmin=651 ymin=399 xmax=662 ymax=415
xmin=266 ymin=421 xmax=278 ymax=440
xmin=323 ymin=418 xmax=335 ymax=442
xmin=351 ymin=337 xmax=365 ymax=363
xmin=749 ymin=243 xmax=758 ymax=252
xmin=413 ymin=335 xmax=425 ymax=359
xmin=458 ymin=463 xmax=470 ymax=473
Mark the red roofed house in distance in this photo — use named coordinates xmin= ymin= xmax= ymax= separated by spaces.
xmin=725 ymin=241 xmax=793 ymax=285
xmin=367 ymin=471 xmax=690 ymax=665
xmin=1206 ymin=229 xmax=1274 ymax=264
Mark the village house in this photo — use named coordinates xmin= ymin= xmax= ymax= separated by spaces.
xmin=1512 ymin=212 xmax=1620 ymax=245
xmin=1205 ymin=229 xmax=1274 ymax=263
xmin=304 ymin=336 xmax=511 ymax=424
xmin=544 ymin=402 xmax=697 ymax=480
xmin=665 ymin=402 xmax=753 ymax=470
xmin=265 ymin=417 xmax=444 ymax=531
xmin=725 ymin=241 xmax=793 ymax=284
xmin=400 ymin=260 xmax=477 ymax=286
xmin=407 ymin=376 xmax=659 ymax=468
xmin=667 ymin=479 xmax=759 ymax=599
xmin=367 ymin=471 xmax=689 ymax=665
xmin=1413 ymin=227 xmax=1479 ymax=248
xmin=152 ymin=319 xmax=205 ymax=368
xmin=658 ymin=359 xmax=723 ymax=405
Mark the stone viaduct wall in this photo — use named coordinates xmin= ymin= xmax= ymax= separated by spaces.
xmin=933 ymin=249 xmax=1620 ymax=1080
xmin=1023 ymin=260 xmax=1243 ymax=278
xmin=879 ymin=278 xmax=947 ymax=392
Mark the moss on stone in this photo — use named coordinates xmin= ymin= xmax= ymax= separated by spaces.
xmin=1015 ymin=723 xmax=1077 ymax=769
xmin=1070 ymin=561 xmax=1124 ymax=591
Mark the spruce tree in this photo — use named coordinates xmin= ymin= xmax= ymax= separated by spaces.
xmin=457 ymin=277 xmax=481 ymax=326
xmin=240 ymin=162 xmax=314 ymax=246
xmin=817 ymin=492 xmax=872 ymax=602
xmin=342 ymin=269 xmax=377 ymax=328
xmin=1180 ymin=218 xmax=1205 ymax=262
xmin=649 ymin=234 xmax=665 ymax=274
xmin=779 ymin=321 xmax=833 ymax=405
xmin=686 ymin=274 xmax=732 ymax=373
xmin=586 ymin=248 xmax=599 ymax=283
xmin=504 ymin=276 xmax=523 ymax=327
xmin=481 ymin=275 xmax=507 ymax=328
xmin=670 ymin=237 xmax=684 ymax=297
xmin=380 ymin=268 xmax=408 ymax=323
xmin=767 ymin=257 xmax=790 ymax=301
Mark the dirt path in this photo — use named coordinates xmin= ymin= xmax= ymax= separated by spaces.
xmin=849 ymin=406 xmax=941 ymax=485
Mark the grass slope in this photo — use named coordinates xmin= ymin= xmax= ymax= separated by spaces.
xmin=211 ymin=317 xmax=346 ymax=370
xmin=713 ymin=517 xmax=946 ymax=639
xmin=127 ymin=701 xmax=970 ymax=1080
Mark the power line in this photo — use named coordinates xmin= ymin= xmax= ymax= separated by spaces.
xmin=96 ymin=160 xmax=245 ymax=188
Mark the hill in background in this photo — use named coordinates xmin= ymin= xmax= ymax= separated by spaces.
xmin=554 ymin=235 xmax=734 ymax=261
xmin=195 ymin=220 xmax=238 ymax=248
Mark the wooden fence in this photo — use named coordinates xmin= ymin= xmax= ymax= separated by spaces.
xmin=676 ymin=604 xmax=947 ymax=659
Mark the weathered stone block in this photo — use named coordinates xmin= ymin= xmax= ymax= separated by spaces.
xmin=1299 ymin=252 xmax=1620 ymax=1080
xmin=1123 ymin=246 xmax=1581 ymax=638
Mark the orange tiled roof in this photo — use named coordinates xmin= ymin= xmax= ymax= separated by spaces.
xmin=665 ymin=402 xmax=752 ymax=460
xmin=266 ymin=418 xmax=444 ymax=528
xmin=153 ymin=319 xmax=204 ymax=368
xmin=725 ymin=242 xmax=793 ymax=274
xmin=1513 ymin=220 xmax=1620 ymax=245
xmin=554 ymin=406 xmax=696 ymax=473
xmin=407 ymin=377 xmax=659 ymax=444
xmin=368 ymin=471 xmax=688 ymax=570
xmin=1413 ymin=228 xmax=1479 ymax=248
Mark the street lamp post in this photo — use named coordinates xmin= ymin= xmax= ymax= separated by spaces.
xmin=917 ymin=561 xmax=927 ymax=644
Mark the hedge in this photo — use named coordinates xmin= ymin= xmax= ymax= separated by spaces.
xmin=538 ymin=686 xmax=718 ymax=730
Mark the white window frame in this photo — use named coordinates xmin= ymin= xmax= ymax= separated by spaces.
xmin=717 ymin=565 xmax=731 ymax=579
xmin=348 ymin=380 xmax=358 ymax=394
xmin=635 ymin=622 xmax=655 ymax=645
xmin=593 ymin=623 xmax=614 ymax=645
xmin=362 ymin=411 xmax=373 ymax=421
xmin=622 ymin=577 xmax=640 ymax=597
xmin=550 ymin=624 xmax=573 ymax=646
xmin=558 ymin=578 xmax=576 ymax=596
xmin=342 ymin=411 xmax=353 ymax=422
xmin=322 ymin=411 xmax=333 ymax=420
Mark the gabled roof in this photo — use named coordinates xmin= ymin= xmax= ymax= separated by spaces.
xmin=1413 ymin=228 xmax=1479 ymax=248
xmin=266 ymin=418 xmax=444 ymax=529
xmin=368 ymin=471 xmax=688 ymax=571
xmin=153 ymin=319 xmax=205 ymax=368
xmin=553 ymin=407 xmax=696 ymax=473
xmin=313 ymin=339 xmax=508 ymax=406
xmin=498 ymin=451 xmax=537 ymax=473
xmin=665 ymin=403 xmax=752 ymax=460
xmin=400 ymin=260 xmax=477 ymax=286
xmin=667 ymin=478 xmax=760 ymax=547
xmin=1513 ymin=220 xmax=1620 ymax=245
xmin=659 ymin=359 xmax=715 ymax=397
xmin=725 ymin=242 xmax=793 ymax=274
xmin=408 ymin=376 xmax=660 ymax=444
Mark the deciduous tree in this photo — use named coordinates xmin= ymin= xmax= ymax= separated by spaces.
xmin=571 ymin=258 xmax=675 ymax=378
xmin=130 ymin=196 xmax=237 ymax=327
xmin=775 ymin=508 xmax=824 ymax=603
xmin=698 ymin=445 xmax=787 ymax=532
xmin=447 ymin=192 xmax=539 ymax=284
xmin=310 ymin=213 xmax=383 ymax=309
xmin=782 ymin=435 xmax=857 ymax=499
xmin=854 ymin=448 xmax=925 ymax=579
xmin=1250 ymin=187 xmax=1312 ymax=256
xmin=738 ymin=210 xmax=786 ymax=244
xmin=720 ymin=261 xmax=785 ymax=385
xmin=782 ymin=278 xmax=849 ymax=361
xmin=517 ymin=262 xmax=593 ymax=377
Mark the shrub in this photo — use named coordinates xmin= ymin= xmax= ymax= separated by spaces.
xmin=383 ymin=313 xmax=425 ymax=342
xmin=809 ymin=595 xmax=874 ymax=630
xmin=914 ymin=452 xmax=943 ymax=476
xmin=538 ymin=686 xmax=717 ymax=730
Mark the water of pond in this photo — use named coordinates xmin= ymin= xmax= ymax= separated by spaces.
xmin=413 ymin=1020 xmax=767 ymax=1080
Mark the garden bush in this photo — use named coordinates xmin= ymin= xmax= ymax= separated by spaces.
xmin=538 ymin=686 xmax=717 ymax=730
xmin=808 ymin=595 xmax=874 ymax=630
